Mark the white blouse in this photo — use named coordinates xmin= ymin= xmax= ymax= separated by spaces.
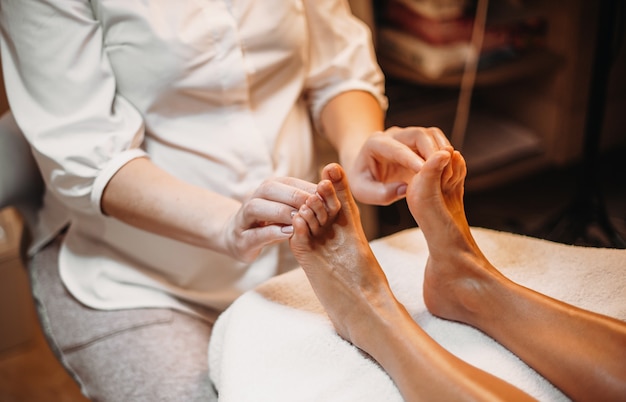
xmin=0 ymin=0 xmax=386 ymax=319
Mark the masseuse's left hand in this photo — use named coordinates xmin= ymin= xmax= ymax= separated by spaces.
xmin=320 ymin=91 xmax=452 ymax=206
xmin=346 ymin=125 xmax=452 ymax=206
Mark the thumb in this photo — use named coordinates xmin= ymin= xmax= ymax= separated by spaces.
xmin=350 ymin=179 xmax=408 ymax=206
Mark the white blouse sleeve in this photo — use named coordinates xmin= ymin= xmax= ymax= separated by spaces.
xmin=0 ymin=0 xmax=147 ymax=216
xmin=302 ymin=0 xmax=388 ymax=133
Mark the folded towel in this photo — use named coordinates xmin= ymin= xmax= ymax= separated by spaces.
xmin=208 ymin=227 xmax=626 ymax=401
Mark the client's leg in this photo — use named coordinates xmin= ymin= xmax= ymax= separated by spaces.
xmin=406 ymin=150 xmax=626 ymax=401
xmin=290 ymin=164 xmax=393 ymax=343
xmin=290 ymin=161 xmax=534 ymax=402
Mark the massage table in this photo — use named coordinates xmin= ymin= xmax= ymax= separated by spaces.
xmin=208 ymin=227 xmax=626 ymax=401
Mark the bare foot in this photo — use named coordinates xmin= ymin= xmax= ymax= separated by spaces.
xmin=406 ymin=150 xmax=502 ymax=326
xmin=290 ymin=163 xmax=402 ymax=345
xmin=292 ymin=179 xmax=339 ymax=237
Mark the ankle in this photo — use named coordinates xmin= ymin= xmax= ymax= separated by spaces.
xmin=424 ymin=250 xmax=504 ymax=325
xmin=454 ymin=261 xmax=510 ymax=327
xmin=347 ymin=286 xmax=407 ymax=350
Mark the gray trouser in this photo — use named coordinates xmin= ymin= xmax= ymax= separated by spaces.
xmin=28 ymin=237 xmax=218 ymax=401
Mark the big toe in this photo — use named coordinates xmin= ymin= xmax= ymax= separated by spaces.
xmin=407 ymin=151 xmax=450 ymax=198
xmin=321 ymin=163 xmax=356 ymax=205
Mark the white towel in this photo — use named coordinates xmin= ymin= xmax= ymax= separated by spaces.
xmin=208 ymin=227 xmax=626 ymax=401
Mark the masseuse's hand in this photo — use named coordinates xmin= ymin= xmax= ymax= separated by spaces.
xmin=347 ymin=126 xmax=452 ymax=206
xmin=319 ymin=91 xmax=452 ymax=206
xmin=103 ymin=158 xmax=317 ymax=264
xmin=221 ymin=176 xmax=318 ymax=263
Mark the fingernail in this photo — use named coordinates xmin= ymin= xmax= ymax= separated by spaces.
xmin=281 ymin=225 xmax=294 ymax=234
xmin=396 ymin=184 xmax=407 ymax=196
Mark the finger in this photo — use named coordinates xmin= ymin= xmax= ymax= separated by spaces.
xmin=249 ymin=224 xmax=293 ymax=245
xmin=425 ymin=126 xmax=453 ymax=150
xmin=242 ymin=197 xmax=300 ymax=227
xmin=274 ymin=176 xmax=318 ymax=194
xmin=389 ymin=126 xmax=451 ymax=154
xmin=254 ymin=178 xmax=316 ymax=210
xmin=410 ymin=127 xmax=453 ymax=160
xmin=365 ymin=136 xmax=426 ymax=174
xmin=237 ymin=224 xmax=292 ymax=262
xmin=352 ymin=180 xmax=408 ymax=206
xmin=368 ymin=127 xmax=447 ymax=174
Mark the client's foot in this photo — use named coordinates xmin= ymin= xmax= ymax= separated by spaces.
xmin=406 ymin=150 xmax=502 ymax=326
xmin=290 ymin=163 xmax=402 ymax=345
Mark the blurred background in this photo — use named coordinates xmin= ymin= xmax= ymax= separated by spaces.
xmin=359 ymin=0 xmax=626 ymax=246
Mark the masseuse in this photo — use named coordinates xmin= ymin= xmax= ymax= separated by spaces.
xmin=0 ymin=1 xmax=449 ymax=400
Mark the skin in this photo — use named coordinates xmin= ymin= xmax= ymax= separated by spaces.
xmin=289 ymin=154 xmax=626 ymax=401
xmin=102 ymin=158 xmax=316 ymax=263
xmin=406 ymin=152 xmax=626 ymax=401
xmin=102 ymin=90 xmax=448 ymax=262
xmin=319 ymin=91 xmax=451 ymax=205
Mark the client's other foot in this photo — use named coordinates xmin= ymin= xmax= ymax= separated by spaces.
xmin=406 ymin=151 xmax=502 ymax=326
xmin=290 ymin=163 xmax=402 ymax=345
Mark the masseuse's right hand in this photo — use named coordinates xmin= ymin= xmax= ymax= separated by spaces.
xmin=222 ymin=176 xmax=318 ymax=263
xmin=102 ymin=158 xmax=317 ymax=264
